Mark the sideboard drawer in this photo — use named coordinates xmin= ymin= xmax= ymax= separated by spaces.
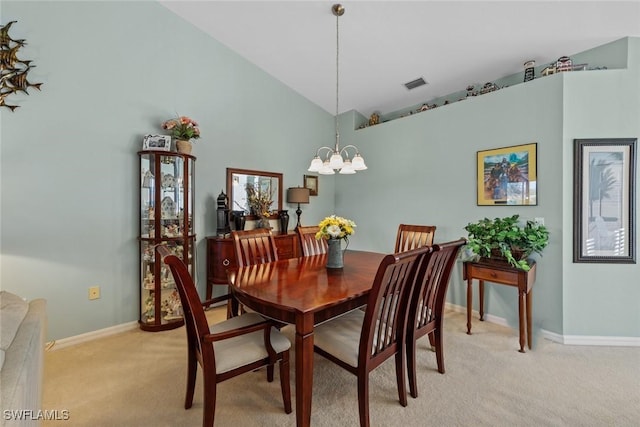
xmin=207 ymin=238 xmax=237 ymax=283
xmin=467 ymin=265 xmax=518 ymax=285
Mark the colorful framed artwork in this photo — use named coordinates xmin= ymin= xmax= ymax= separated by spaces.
xmin=477 ymin=143 xmax=537 ymax=206
xmin=573 ymin=138 xmax=636 ymax=263
xmin=142 ymin=134 xmax=171 ymax=151
xmin=304 ymin=174 xmax=318 ymax=196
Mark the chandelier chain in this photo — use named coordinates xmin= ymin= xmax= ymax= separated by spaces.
xmin=335 ymin=9 xmax=340 ymax=148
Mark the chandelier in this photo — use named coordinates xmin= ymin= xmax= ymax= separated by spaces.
xmin=307 ymin=4 xmax=367 ymax=175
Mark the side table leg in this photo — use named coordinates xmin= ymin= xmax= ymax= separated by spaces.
xmin=479 ymin=280 xmax=485 ymax=321
xmin=518 ymin=290 xmax=526 ymax=353
xmin=526 ymin=290 xmax=533 ymax=350
xmin=466 ymin=279 xmax=472 ymax=334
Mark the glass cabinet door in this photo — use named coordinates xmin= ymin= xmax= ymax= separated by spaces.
xmin=138 ymin=151 xmax=196 ymax=332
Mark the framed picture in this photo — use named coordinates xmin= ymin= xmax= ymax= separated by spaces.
xmin=573 ymin=138 xmax=636 ymax=263
xmin=142 ymin=134 xmax=171 ymax=151
xmin=304 ymin=174 xmax=318 ymax=196
xmin=477 ymin=143 xmax=537 ymax=205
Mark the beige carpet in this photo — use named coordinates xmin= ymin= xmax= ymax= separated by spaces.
xmin=43 ymin=307 xmax=640 ymax=427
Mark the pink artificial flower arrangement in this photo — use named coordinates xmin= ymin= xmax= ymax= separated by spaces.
xmin=161 ymin=116 xmax=201 ymax=141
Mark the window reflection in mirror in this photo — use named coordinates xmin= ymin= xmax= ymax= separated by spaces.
xmin=226 ymin=168 xmax=283 ymax=219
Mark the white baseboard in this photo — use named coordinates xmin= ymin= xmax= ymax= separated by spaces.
xmin=47 ymin=304 xmax=640 ymax=350
xmin=557 ymin=334 xmax=640 ymax=346
xmin=46 ymin=321 xmax=139 ymax=351
xmin=444 ymin=303 xmax=640 ymax=347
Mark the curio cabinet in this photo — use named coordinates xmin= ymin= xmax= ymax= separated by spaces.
xmin=138 ymin=151 xmax=196 ymax=331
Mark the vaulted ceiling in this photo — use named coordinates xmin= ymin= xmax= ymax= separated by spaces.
xmin=160 ymin=1 xmax=640 ymax=117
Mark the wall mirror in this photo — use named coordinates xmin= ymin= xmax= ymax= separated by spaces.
xmin=226 ymin=168 xmax=283 ymax=219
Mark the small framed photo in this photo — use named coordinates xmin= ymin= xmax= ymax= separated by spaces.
xmin=573 ymin=138 xmax=636 ymax=263
xmin=477 ymin=143 xmax=538 ymax=205
xmin=142 ymin=134 xmax=171 ymax=151
xmin=304 ymin=175 xmax=318 ymax=196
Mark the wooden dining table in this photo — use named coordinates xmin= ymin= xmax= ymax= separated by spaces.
xmin=226 ymin=250 xmax=385 ymax=427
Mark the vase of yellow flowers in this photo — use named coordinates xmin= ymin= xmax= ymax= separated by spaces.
xmin=316 ymin=215 xmax=356 ymax=269
xmin=161 ymin=115 xmax=200 ymax=154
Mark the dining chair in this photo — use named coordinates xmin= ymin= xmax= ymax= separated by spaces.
xmin=231 ymin=229 xmax=279 ymax=267
xmin=313 ymin=245 xmax=432 ymax=427
xmin=394 ymin=224 xmax=437 ymax=252
xmin=156 ymin=245 xmax=292 ymax=427
xmin=406 ymin=238 xmax=466 ymax=399
xmin=296 ymin=225 xmax=327 ymax=256
xmin=230 ymin=229 xmax=283 ymax=319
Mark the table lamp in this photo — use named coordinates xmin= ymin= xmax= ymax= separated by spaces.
xmin=287 ymin=187 xmax=310 ymax=228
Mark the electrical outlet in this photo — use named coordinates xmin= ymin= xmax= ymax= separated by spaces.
xmin=89 ymin=286 xmax=100 ymax=300
xmin=534 ymin=217 xmax=545 ymax=226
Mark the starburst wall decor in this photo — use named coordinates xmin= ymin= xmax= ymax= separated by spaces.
xmin=1 ymin=21 xmax=43 ymax=111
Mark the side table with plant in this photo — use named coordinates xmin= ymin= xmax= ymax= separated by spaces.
xmin=464 ymin=214 xmax=549 ymax=271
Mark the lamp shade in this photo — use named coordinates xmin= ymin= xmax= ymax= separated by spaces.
xmin=287 ymin=187 xmax=310 ymax=204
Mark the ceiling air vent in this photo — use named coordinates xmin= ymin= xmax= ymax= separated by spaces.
xmin=404 ymin=77 xmax=428 ymax=90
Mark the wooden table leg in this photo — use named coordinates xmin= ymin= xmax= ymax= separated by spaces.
xmin=479 ymin=280 xmax=485 ymax=321
xmin=466 ymin=279 xmax=473 ymax=334
xmin=518 ymin=290 xmax=526 ymax=353
xmin=295 ymin=314 xmax=315 ymax=427
xmin=526 ymin=290 xmax=533 ymax=350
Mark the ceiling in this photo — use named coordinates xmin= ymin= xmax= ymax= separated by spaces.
xmin=160 ymin=1 xmax=640 ymax=117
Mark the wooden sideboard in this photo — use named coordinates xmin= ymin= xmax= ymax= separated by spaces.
xmin=205 ymin=232 xmax=300 ymax=299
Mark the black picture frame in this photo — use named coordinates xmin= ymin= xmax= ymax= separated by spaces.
xmin=573 ymin=138 xmax=636 ymax=263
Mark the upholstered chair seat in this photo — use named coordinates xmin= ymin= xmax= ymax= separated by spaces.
xmin=211 ymin=312 xmax=291 ymax=374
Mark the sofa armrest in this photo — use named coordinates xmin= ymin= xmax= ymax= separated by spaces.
xmin=1 ymin=299 xmax=47 ymax=427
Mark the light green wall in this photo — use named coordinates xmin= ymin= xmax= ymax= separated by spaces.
xmin=337 ymin=75 xmax=566 ymax=337
xmin=1 ymin=1 xmax=637 ymax=341
xmin=0 ymin=1 xmax=334 ymax=340
xmin=336 ymin=38 xmax=639 ymax=338
xmin=561 ymin=37 xmax=640 ymax=336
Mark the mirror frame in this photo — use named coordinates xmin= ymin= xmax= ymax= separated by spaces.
xmin=226 ymin=168 xmax=283 ymax=220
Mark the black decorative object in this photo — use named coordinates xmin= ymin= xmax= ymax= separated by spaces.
xmin=232 ymin=210 xmax=246 ymax=231
xmin=216 ymin=191 xmax=230 ymax=236
xmin=523 ymin=60 xmax=535 ymax=82
xmin=278 ymin=210 xmax=290 ymax=233
xmin=1 ymin=21 xmax=43 ymax=111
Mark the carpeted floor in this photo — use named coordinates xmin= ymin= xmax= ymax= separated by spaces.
xmin=43 ymin=307 xmax=640 ymax=426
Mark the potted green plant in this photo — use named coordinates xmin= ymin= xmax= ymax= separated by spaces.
xmin=464 ymin=214 xmax=549 ymax=271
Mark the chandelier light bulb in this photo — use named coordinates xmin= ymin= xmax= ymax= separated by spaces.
xmin=319 ymin=159 xmax=336 ymax=175
xmin=329 ymin=151 xmax=344 ymax=169
xmin=308 ymin=156 xmax=323 ymax=172
xmin=352 ymin=153 xmax=367 ymax=170
xmin=339 ymin=159 xmax=356 ymax=174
